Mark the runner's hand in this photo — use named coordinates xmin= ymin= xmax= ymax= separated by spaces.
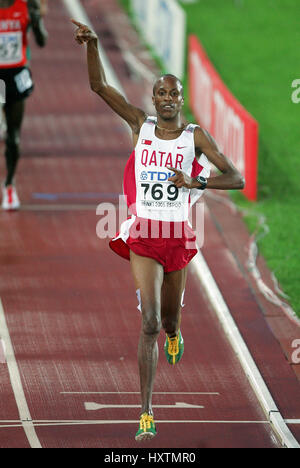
xmin=167 ymin=166 xmax=197 ymax=189
xmin=71 ymin=19 xmax=98 ymax=44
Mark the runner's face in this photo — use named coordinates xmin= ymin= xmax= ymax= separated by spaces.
xmin=152 ymin=78 xmax=184 ymax=120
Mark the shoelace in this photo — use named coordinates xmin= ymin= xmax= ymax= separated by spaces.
xmin=168 ymin=336 xmax=179 ymax=355
xmin=168 ymin=336 xmax=179 ymax=364
xmin=140 ymin=413 xmax=154 ymax=432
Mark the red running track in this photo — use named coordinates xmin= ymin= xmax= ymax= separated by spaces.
xmin=0 ymin=0 xmax=299 ymax=449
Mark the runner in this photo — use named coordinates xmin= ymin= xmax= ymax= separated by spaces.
xmin=0 ymin=0 xmax=47 ymax=210
xmin=71 ymin=19 xmax=245 ymax=442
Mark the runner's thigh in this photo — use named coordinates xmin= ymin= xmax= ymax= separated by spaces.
xmin=130 ymin=250 xmax=164 ymax=331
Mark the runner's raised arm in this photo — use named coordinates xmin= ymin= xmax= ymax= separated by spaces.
xmin=71 ymin=19 xmax=146 ymax=135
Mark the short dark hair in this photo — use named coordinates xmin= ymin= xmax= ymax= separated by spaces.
xmin=153 ymin=74 xmax=184 ymax=96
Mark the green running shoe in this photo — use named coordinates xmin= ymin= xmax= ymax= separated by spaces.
xmin=135 ymin=412 xmax=157 ymax=441
xmin=164 ymin=330 xmax=184 ymax=365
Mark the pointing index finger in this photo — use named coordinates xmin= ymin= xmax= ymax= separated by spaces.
xmin=166 ymin=166 xmax=179 ymax=173
xmin=71 ymin=18 xmax=86 ymax=28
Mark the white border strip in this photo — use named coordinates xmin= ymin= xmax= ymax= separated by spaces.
xmin=64 ymin=0 xmax=299 ymax=449
xmin=191 ymin=253 xmax=300 ymax=448
xmin=0 ymin=299 xmax=42 ymax=448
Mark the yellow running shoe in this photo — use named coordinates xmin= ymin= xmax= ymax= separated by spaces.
xmin=135 ymin=412 xmax=157 ymax=441
xmin=164 ymin=330 xmax=184 ymax=365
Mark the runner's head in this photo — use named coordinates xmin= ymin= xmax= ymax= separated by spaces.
xmin=152 ymin=74 xmax=184 ymax=120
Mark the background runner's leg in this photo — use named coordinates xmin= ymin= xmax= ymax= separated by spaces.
xmin=130 ymin=250 xmax=164 ymax=416
xmin=4 ymin=99 xmax=25 ymax=186
xmin=161 ymin=267 xmax=187 ymax=337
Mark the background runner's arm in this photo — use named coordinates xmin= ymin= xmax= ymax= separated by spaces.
xmin=40 ymin=0 xmax=48 ymax=16
xmin=72 ymin=20 xmax=146 ymax=134
xmin=28 ymin=0 xmax=48 ymax=47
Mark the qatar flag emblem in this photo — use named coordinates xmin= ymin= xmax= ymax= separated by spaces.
xmin=142 ymin=139 xmax=152 ymax=145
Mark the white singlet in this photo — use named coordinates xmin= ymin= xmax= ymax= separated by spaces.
xmin=123 ymin=116 xmax=210 ymax=222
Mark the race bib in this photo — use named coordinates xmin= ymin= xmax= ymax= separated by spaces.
xmin=137 ymin=168 xmax=187 ymax=212
xmin=0 ymin=32 xmax=22 ymax=66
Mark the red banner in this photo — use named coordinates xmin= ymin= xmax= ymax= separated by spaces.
xmin=188 ymin=35 xmax=258 ymax=201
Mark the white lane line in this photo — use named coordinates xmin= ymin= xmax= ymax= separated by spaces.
xmin=0 ymin=338 xmax=6 ymax=363
xmin=0 ymin=299 xmax=42 ymax=448
xmin=0 ymin=419 xmax=271 ymax=428
xmin=85 ymin=402 xmax=204 ymax=411
xmin=191 ymin=253 xmax=300 ymax=449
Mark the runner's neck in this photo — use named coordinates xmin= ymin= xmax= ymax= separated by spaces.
xmin=155 ymin=124 xmax=186 ymax=133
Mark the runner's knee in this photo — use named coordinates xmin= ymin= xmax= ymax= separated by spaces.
xmin=6 ymin=132 xmax=20 ymax=153
xmin=141 ymin=305 xmax=161 ymax=336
